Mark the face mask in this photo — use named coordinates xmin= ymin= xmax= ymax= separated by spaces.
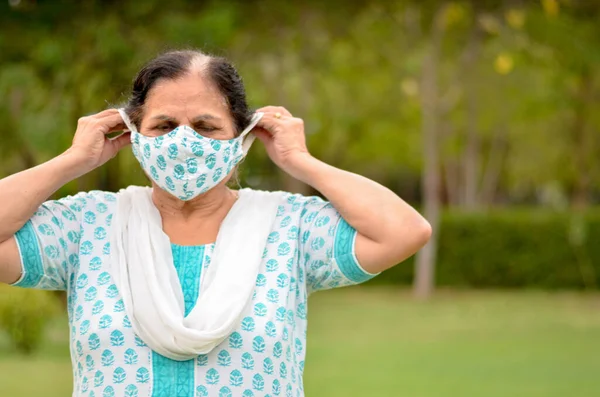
xmin=118 ymin=109 xmax=263 ymax=201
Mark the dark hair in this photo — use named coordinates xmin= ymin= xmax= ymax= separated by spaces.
xmin=125 ymin=50 xmax=252 ymax=135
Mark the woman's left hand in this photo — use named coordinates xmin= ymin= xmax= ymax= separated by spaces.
xmin=253 ymin=106 xmax=310 ymax=172
xmin=254 ymin=108 xmax=431 ymax=276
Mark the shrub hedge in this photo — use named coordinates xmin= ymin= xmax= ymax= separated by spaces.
xmin=367 ymin=210 xmax=600 ymax=289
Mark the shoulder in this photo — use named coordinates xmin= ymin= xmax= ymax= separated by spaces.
xmin=61 ymin=190 xmax=117 ymax=211
xmin=54 ymin=189 xmax=116 ymax=203
xmin=282 ymin=192 xmax=331 ymax=212
xmin=252 ymin=190 xmax=333 ymax=221
xmin=48 ymin=189 xmax=126 ymax=221
xmin=73 ymin=186 xmax=151 ymax=208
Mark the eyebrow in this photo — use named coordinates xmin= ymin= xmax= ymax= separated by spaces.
xmin=150 ymin=114 xmax=222 ymax=123
xmin=192 ymin=114 xmax=221 ymax=123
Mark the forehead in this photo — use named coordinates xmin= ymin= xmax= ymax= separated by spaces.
xmin=143 ymin=73 xmax=229 ymax=121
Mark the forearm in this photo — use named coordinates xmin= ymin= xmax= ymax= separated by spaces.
xmin=0 ymin=151 xmax=87 ymax=243
xmin=286 ymin=153 xmax=431 ymax=271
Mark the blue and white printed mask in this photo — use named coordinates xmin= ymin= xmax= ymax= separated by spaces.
xmin=118 ymin=109 xmax=263 ymax=201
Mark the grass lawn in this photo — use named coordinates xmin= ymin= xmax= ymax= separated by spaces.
xmin=1 ymin=288 xmax=599 ymax=396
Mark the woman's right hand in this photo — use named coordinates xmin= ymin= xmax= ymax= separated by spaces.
xmin=66 ymin=109 xmax=131 ymax=172
xmin=0 ymin=109 xmax=130 ymax=283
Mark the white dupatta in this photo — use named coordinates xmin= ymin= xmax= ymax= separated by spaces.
xmin=109 ymin=186 xmax=284 ymax=361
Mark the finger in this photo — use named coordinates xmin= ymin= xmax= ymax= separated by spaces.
xmin=91 ymin=108 xmax=120 ymax=119
xmin=252 ymin=126 xmax=272 ymax=137
xmin=267 ymin=108 xmax=292 ymax=118
xmin=256 ymin=106 xmax=293 ymax=117
xmin=99 ymin=113 xmax=128 ymax=135
xmin=108 ymin=131 xmax=132 ymax=151
xmin=258 ymin=113 xmax=289 ymax=122
xmin=78 ymin=110 xmax=126 ymax=133
xmin=259 ymin=113 xmax=300 ymax=129
xmin=106 ymin=124 xmax=128 ymax=134
xmin=256 ymin=115 xmax=284 ymax=135
xmin=252 ymin=128 xmax=272 ymax=144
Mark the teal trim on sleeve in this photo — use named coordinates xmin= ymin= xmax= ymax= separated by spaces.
xmin=334 ymin=218 xmax=377 ymax=284
xmin=151 ymin=244 xmax=205 ymax=397
xmin=12 ymin=221 xmax=44 ymax=288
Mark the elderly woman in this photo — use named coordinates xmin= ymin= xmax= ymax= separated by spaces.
xmin=0 ymin=50 xmax=430 ymax=397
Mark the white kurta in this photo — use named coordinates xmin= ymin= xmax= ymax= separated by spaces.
xmin=13 ymin=188 xmax=377 ymax=397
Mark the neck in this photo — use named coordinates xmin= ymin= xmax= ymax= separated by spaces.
xmin=152 ymin=184 xmax=236 ymax=221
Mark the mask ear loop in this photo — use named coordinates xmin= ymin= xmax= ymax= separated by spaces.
xmin=240 ymin=112 xmax=264 ymax=155
xmin=117 ymin=108 xmax=139 ymax=135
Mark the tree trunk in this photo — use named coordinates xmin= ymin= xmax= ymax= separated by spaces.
xmin=462 ymin=14 xmax=482 ymax=210
xmin=413 ymin=4 xmax=447 ymax=299
xmin=443 ymin=158 xmax=460 ymax=206
xmin=571 ymin=70 xmax=592 ymax=208
xmin=442 ymin=125 xmax=461 ymax=206
xmin=480 ymin=120 xmax=508 ymax=206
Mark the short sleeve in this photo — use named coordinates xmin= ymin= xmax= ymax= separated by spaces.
xmin=296 ymin=195 xmax=378 ymax=293
xmin=11 ymin=192 xmax=93 ymax=290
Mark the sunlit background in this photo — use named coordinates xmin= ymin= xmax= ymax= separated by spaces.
xmin=1 ymin=0 xmax=599 ymax=396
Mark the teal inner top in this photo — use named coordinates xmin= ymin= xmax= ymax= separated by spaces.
xmin=151 ymin=244 xmax=208 ymax=397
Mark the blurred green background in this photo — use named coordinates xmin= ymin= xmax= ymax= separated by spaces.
xmin=1 ymin=0 xmax=600 ymax=396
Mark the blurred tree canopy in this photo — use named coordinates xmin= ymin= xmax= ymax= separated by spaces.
xmin=1 ymin=0 xmax=599 ymax=207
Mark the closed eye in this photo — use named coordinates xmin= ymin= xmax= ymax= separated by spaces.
xmin=150 ymin=122 xmax=222 ymax=136
xmin=153 ymin=123 xmax=176 ymax=133
xmin=193 ymin=122 xmax=222 ymax=136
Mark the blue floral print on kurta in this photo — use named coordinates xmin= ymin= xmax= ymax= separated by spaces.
xmin=12 ymin=189 xmax=377 ymax=397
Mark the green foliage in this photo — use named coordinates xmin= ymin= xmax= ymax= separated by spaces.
xmin=370 ymin=210 xmax=600 ymax=289
xmin=0 ymin=0 xmax=597 ymax=205
xmin=0 ymin=286 xmax=60 ymax=354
